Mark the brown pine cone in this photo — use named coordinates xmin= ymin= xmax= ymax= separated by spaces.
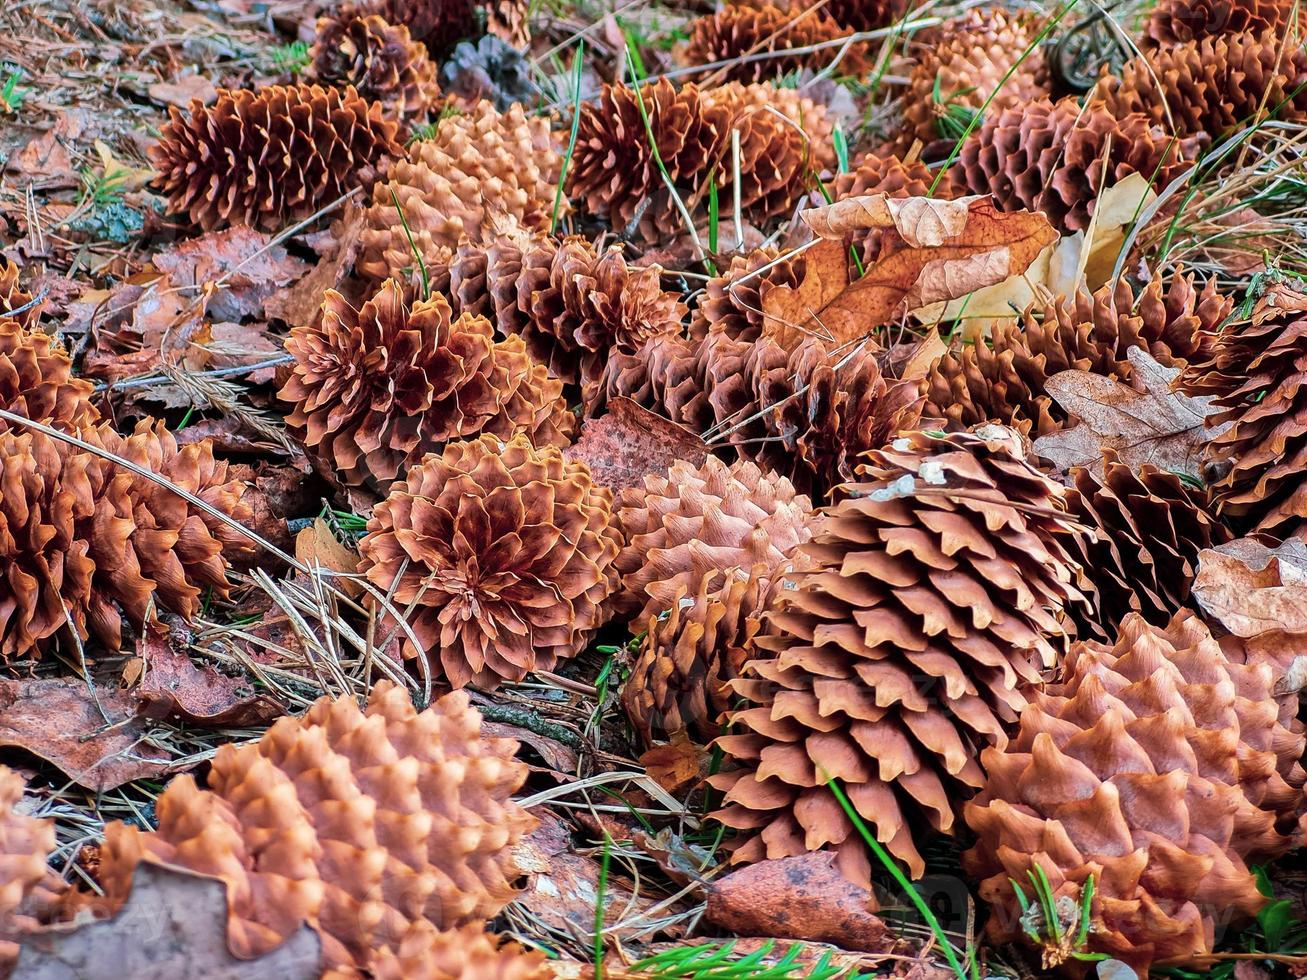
xmin=370 ymin=0 xmax=478 ymax=53
xmin=1144 ymin=0 xmax=1299 ymax=46
xmin=99 ymin=682 xmax=535 ymax=971
xmin=358 ymin=101 xmax=560 ymax=287
xmin=950 ymin=96 xmax=1202 ymax=232
xmin=964 ymin=612 xmax=1305 ymax=970
xmin=740 ymin=0 xmax=908 ymax=31
xmin=359 ymin=435 xmax=621 ymax=688
xmin=367 ymin=922 xmax=551 ymax=980
xmin=0 ymin=320 xmax=99 ymax=433
xmin=0 ymin=765 xmax=58 ymax=968
xmin=310 ymin=12 xmax=440 ymax=126
xmin=1097 ymin=31 xmax=1307 ymax=139
xmin=150 ymin=84 xmax=402 ymax=232
xmin=484 ymin=0 xmax=530 ymax=48
xmin=0 ymin=260 xmax=39 ymax=326
xmin=280 ymin=280 xmax=572 ymax=491
xmin=924 ymin=274 xmax=1231 ymax=436
xmin=602 ymin=331 xmax=712 ymax=434
xmin=683 ymin=5 xmax=871 ymax=83
xmin=710 ymin=427 xmax=1093 ymax=881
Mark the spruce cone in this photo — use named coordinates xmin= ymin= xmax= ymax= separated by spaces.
xmin=99 ymin=682 xmax=535 ymax=970
xmin=367 ymin=922 xmax=551 ymax=980
xmin=710 ymin=427 xmax=1093 ymax=881
xmin=0 ymin=765 xmax=57 ymax=966
xmin=0 ymin=260 xmax=38 ymax=326
xmin=1097 ymin=31 xmax=1307 ymax=139
xmin=310 ymin=12 xmax=439 ymax=126
xmin=951 ymin=96 xmax=1201 ymax=232
xmin=359 ymin=435 xmax=621 ymax=688
xmin=615 ymin=455 xmax=813 ymax=626
xmin=370 ymin=0 xmax=477 ymax=52
xmin=0 ymin=320 xmax=99 ymax=433
xmin=924 ymin=274 xmax=1231 ymax=436
xmin=683 ymin=5 xmax=871 ymax=83
xmin=280 ymin=280 xmax=572 ymax=491
xmin=358 ymin=101 xmax=560 ymax=286
xmin=964 ymin=612 xmax=1305 ymax=969
xmin=1144 ymin=0 xmax=1299 ymax=46
xmin=150 ymin=84 xmax=402 ymax=232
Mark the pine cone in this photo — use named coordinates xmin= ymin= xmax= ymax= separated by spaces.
xmin=0 ymin=765 xmax=58 ymax=966
xmin=358 ymin=101 xmax=560 ymax=287
xmin=99 ymin=682 xmax=535 ymax=970
xmin=0 ymin=320 xmax=99 ymax=433
xmin=0 ymin=260 xmax=38 ymax=326
xmin=359 ymin=435 xmax=620 ymax=688
xmin=440 ymin=36 xmax=540 ymax=111
xmin=1097 ymin=31 xmax=1307 ymax=139
xmin=370 ymin=0 xmax=477 ymax=53
xmin=683 ymin=5 xmax=871 ymax=83
xmin=310 ymin=12 xmax=440 ymax=126
xmin=710 ymin=427 xmax=1093 ymax=881
xmin=280 ymin=280 xmax=572 ymax=491
xmin=1144 ymin=0 xmax=1299 ymax=46
xmin=1066 ymin=449 xmax=1231 ymax=637
xmin=366 ymin=922 xmax=551 ymax=980
xmin=950 ymin=96 xmax=1201 ymax=232
xmin=742 ymin=0 xmax=908 ymax=31
xmin=924 ymin=274 xmax=1231 ymax=436
xmin=615 ymin=455 xmax=813 ymax=626
xmin=484 ymin=0 xmax=529 ymax=49
xmin=964 ymin=612 xmax=1305 ymax=969
xmin=602 ymin=331 xmax=712 ymax=434
xmin=150 ymin=84 xmax=402 ymax=232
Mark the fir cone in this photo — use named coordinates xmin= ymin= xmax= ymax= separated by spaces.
xmin=964 ymin=612 xmax=1306 ymax=969
xmin=683 ymin=5 xmax=871 ymax=83
xmin=150 ymin=84 xmax=402 ymax=232
xmin=710 ymin=427 xmax=1093 ymax=882
xmin=367 ymin=922 xmax=552 ymax=980
xmin=0 ymin=260 xmax=38 ymax=326
xmin=951 ymin=96 xmax=1201 ymax=232
xmin=0 ymin=765 xmax=58 ymax=967
xmin=99 ymin=682 xmax=535 ymax=971
xmin=359 ymin=435 xmax=621 ymax=688
xmin=615 ymin=454 xmax=813 ymax=626
xmin=280 ymin=280 xmax=572 ymax=491
xmin=1144 ymin=0 xmax=1298 ymax=47
xmin=1097 ymin=30 xmax=1307 ymax=139
xmin=0 ymin=320 xmax=99 ymax=433
xmin=358 ymin=101 xmax=560 ymax=286
xmin=924 ymin=274 xmax=1231 ymax=436
xmin=310 ymin=12 xmax=440 ymax=126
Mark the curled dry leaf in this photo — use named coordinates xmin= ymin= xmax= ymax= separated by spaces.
xmin=293 ymin=518 xmax=361 ymax=598
xmin=1192 ymin=537 xmax=1307 ymax=638
xmin=565 ymin=397 xmax=708 ymax=493
xmin=153 ymin=226 xmax=310 ymax=323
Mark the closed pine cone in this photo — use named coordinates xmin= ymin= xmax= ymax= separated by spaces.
xmin=310 ymin=12 xmax=440 ymax=126
xmin=710 ymin=427 xmax=1093 ymax=882
xmin=924 ymin=274 xmax=1231 ymax=436
xmin=1144 ymin=0 xmax=1300 ymax=47
xmin=365 ymin=922 xmax=551 ymax=980
xmin=964 ymin=612 xmax=1305 ymax=970
xmin=150 ymin=84 xmax=402 ymax=232
xmin=683 ymin=4 xmax=871 ymax=83
xmin=98 ymin=682 xmax=535 ymax=971
xmin=359 ymin=435 xmax=621 ymax=688
xmin=280 ymin=280 xmax=572 ymax=491
xmin=0 ymin=319 xmax=99 ymax=433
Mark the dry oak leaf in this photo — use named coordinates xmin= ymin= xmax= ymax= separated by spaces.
xmin=1192 ymin=537 xmax=1307 ymax=639
xmin=565 ymin=397 xmax=709 ymax=494
xmin=1033 ymin=346 xmax=1229 ymax=478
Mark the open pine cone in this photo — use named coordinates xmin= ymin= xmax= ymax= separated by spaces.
xmin=368 ymin=0 xmax=477 ymax=52
xmin=150 ymin=84 xmax=402 ymax=232
xmin=1143 ymin=0 xmax=1299 ymax=46
xmin=359 ymin=435 xmax=620 ymax=688
xmin=0 ymin=765 xmax=58 ymax=968
xmin=710 ymin=427 xmax=1093 ymax=882
xmin=964 ymin=612 xmax=1305 ymax=970
xmin=280 ymin=280 xmax=572 ymax=491
xmin=364 ymin=922 xmax=551 ymax=980
xmin=683 ymin=5 xmax=871 ymax=83
xmin=0 ymin=320 xmax=99 ymax=433
xmin=99 ymin=682 xmax=535 ymax=971
xmin=741 ymin=0 xmax=907 ymax=30
xmin=310 ymin=12 xmax=439 ymax=126
xmin=0 ymin=260 xmax=39 ymax=326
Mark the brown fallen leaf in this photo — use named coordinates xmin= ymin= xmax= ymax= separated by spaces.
xmin=481 ymin=722 xmax=579 ymax=774
xmin=639 ymin=732 xmax=708 ymax=795
xmin=705 ymin=852 xmax=889 ymax=952
xmin=154 ymin=226 xmax=310 ymax=323
xmin=147 ymin=73 xmax=219 ymax=108
xmin=294 ymin=519 xmax=362 ymax=597
xmin=263 ymin=210 xmax=366 ymax=328
xmin=7 ymin=110 xmax=85 ymax=187
xmin=565 ymin=397 xmax=708 ymax=493
xmin=12 ymin=863 xmax=321 ymax=979
xmin=1192 ymin=538 xmax=1307 ymax=639
xmin=1032 ymin=347 xmax=1230 ymax=479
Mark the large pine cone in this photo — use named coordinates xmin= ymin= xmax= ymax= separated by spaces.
xmin=280 ymin=280 xmax=572 ymax=491
xmin=358 ymin=101 xmax=560 ymax=287
xmin=99 ymin=682 xmax=535 ymax=971
xmin=964 ymin=612 xmax=1305 ymax=970
xmin=365 ymin=922 xmax=551 ymax=980
xmin=0 ymin=320 xmax=99 ymax=433
xmin=0 ymin=765 xmax=58 ymax=967
xmin=310 ymin=12 xmax=439 ymax=126
xmin=924 ymin=274 xmax=1231 ymax=436
xmin=359 ymin=435 xmax=620 ymax=688
xmin=150 ymin=84 xmax=402 ymax=232
xmin=683 ymin=5 xmax=871 ymax=83
xmin=950 ymin=96 xmax=1201 ymax=232
xmin=710 ymin=428 xmax=1093 ymax=881
xmin=1144 ymin=0 xmax=1299 ymax=46
xmin=1099 ymin=31 xmax=1307 ymax=138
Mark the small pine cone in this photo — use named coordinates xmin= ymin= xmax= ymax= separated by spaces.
xmin=683 ymin=5 xmax=871 ymax=83
xmin=310 ymin=13 xmax=440 ymax=126
xmin=964 ymin=612 xmax=1305 ymax=970
xmin=0 ymin=260 xmax=39 ymax=326
xmin=280 ymin=280 xmax=572 ymax=491
xmin=710 ymin=427 xmax=1093 ymax=881
xmin=99 ymin=682 xmax=535 ymax=970
xmin=1066 ymin=449 xmax=1231 ymax=637
xmin=358 ymin=101 xmax=560 ymax=286
xmin=1144 ymin=0 xmax=1297 ymax=47
xmin=898 ymin=8 xmax=1048 ymax=151
xmin=924 ymin=274 xmax=1231 ymax=436
xmin=371 ymin=0 xmax=477 ymax=53
xmin=615 ymin=455 xmax=813 ymax=626
xmin=150 ymin=84 xmax=402 ymax=232
xmin=1097 ymin=31 xmax=1307 ymax=140
xmin=0 ymin=765 xmax=58 ymax=964
xmin=484 ymin=0 xmax=530 ymax=49
xmin=368 ymin=922 xmax=552 ymax=980
xmin=950 ymin=96 xmax=1202 ymax=233
xmin=359 ymin=435 xmax=621 ymax=688
xmin=0 ymin=320 xmax=99 ymax=433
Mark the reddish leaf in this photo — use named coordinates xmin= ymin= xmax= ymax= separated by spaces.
xmin=565 ymin=397 xmax=708 ymax=492
xmin=154 ymin=226 xmax=309 ymax=323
